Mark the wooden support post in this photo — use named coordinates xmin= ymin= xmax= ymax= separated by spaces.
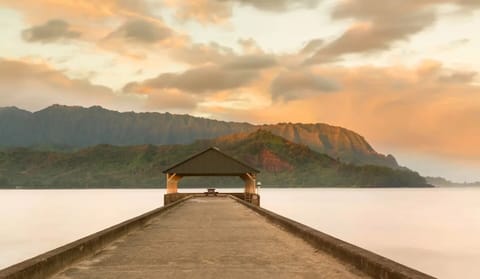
xmin=166 ymin=173 xmax=182 ymax=194
xmin=240 ymin=173 xmax=256 ymax=194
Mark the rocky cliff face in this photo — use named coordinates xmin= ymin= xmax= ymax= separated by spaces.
xmin=0 ymin=105 xmax=398 ymax=168
xmin=262 ymin=123 xmax=398 ymax=168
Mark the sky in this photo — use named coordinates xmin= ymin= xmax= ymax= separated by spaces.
xmin=0 ymin=0 xmax=479 ymax=182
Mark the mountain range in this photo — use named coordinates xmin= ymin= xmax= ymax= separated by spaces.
xmin=0 ymin=130 xmax=427 ymax=188
xmin=0 ymin=105 xmax=397 ymax=168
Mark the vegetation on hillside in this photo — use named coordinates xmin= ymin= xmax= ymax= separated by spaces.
xmin=0 ymin=130 xmax=428 ymax=188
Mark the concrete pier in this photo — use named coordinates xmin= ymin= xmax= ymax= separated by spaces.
xmin=0 ymin=196 xmax=435 ymax=279
xmin=51 ymin=197 xmax=366 ymax=279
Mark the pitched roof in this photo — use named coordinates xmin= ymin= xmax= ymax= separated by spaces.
xmin=163 ymin=147 xmax=259 ymax=175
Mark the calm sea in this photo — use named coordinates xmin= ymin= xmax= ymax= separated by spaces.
xmin=0 ymin=188 xmax=479 ymax=278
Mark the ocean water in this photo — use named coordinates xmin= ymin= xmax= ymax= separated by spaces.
xmin=0 ymin=188 xmax=479 ymax=278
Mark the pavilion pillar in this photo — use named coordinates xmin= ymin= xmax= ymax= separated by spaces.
xmin=240 ymin=173 xmax=260 ymax=206
xmin=166 ymin=173 xmax=182 ymax=194
xmin=241 ymin=173 xmax=256 ymax=194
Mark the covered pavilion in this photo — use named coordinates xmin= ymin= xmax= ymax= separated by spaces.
xmin=162 ymin=147 xmax=260 ymax=205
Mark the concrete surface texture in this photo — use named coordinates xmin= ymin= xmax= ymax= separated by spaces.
xmin=51 ymin=197 xmax=369 ymax=279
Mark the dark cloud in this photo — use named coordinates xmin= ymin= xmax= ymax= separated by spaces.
xmin=300 ymin=38 xmax=323 ymax=54
xmin=306 ymin=0 xmax=480 ymax=64
xmin=438 ymin=71 xmax=477 ymax=84
xmin=312 ymin=14 xmax=434 ymax=63
xmin=125 ymin=49 xmax=279 ymax=94
xmin=271 ymin=70 xmax=340 ymax=101
xmin=237 ymin=0 xmax=321 ymax=11
xmin=22 ymin=19 xmax=80 ymax=43
xmin=223 ymin=55 xmax=277 ymax=70
xmin=171 ymin=41 xmax=276 ymax=70
xmin=106 ymin=19 xmax=172 ymax=43
xmin=124 ymin=65 xmax=258 ymax=94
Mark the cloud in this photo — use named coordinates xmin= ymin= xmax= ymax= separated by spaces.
xmin=0 ymin=0 xmax=159 ymax=22
xmin=22 ymin=19 xmax=80 ymax=43
xmin=1 ymin=0 xmax=170 ymax=51
xmin=237 ymin=38 xmax=263 ymax=54
xmin=438 ymin=71 xmax=477 ymax=83
xmin=112 ymin=0 xmax=153 ymax=15
xmin=0 ymin=58 xmax=135 ymax=111
xmin=165 ymin=0 xmax=322 ymax=23
xmin=97 ymin=19 xmax=187 ymax=60
xmin=105 ymin=20 xmax=172 ymax=44
xmin=171 ymin=42 xmax=235 ymax=65
xmin=223 ymin=55 xmax=277 ymax=70
xmin=270 ymin=70 xmax=340 ymax=101
xmin=0 ymin=58 xmax=196 ymax=113
xmin=171 ymin=39 xmax=276 ymax=70
xmin=166 ymin=0 xmax=231 ymax=24
xmin=143 ymin=89 xmax=199 ymax=111
xmin=452 ymin=0 xmax=480 ymax=9
xmin=300 ymin=38 xmax=324 ymax=55
xmin=125 ymin=50 xmax=279 ymax=94
xmin=236 ymin=0 xmax=321 ymax=11
xmin=124 ymin=65 xmax=259 ymax=94
xmin=306 ymin=0 xmax=480 ymax=63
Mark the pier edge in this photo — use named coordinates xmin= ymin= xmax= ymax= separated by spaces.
xmin=0 ymin=196 xmax=193 ymax=279
xmin=229 ymin=195 xmax=436 ymax=279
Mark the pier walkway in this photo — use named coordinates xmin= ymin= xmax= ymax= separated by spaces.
xmin=51 ymin=197 xmax=367 ymax=279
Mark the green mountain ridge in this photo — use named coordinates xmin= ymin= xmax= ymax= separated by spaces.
xmin=0 ymin=130 xmax=428 ymax=188
xmin=0 ymin=105 xmax=397 ymax=168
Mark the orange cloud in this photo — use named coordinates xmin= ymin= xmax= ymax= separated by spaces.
xmin=143 ymin=89 xmax=199 ymax=111
xmin=0 ymin=58 xmax=139 ymax=110
xmin=204 ymin=61 xmax=480 ymax=163
xmin=164 ymin=0 xmax=322 ymax=24
xmin=0 ymin=0 xmax=158 ymax=22
xmin=165 ymin=0 xmax=231 ymax=24
xmin=0 ymin=58 xmax=199 ymax=113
